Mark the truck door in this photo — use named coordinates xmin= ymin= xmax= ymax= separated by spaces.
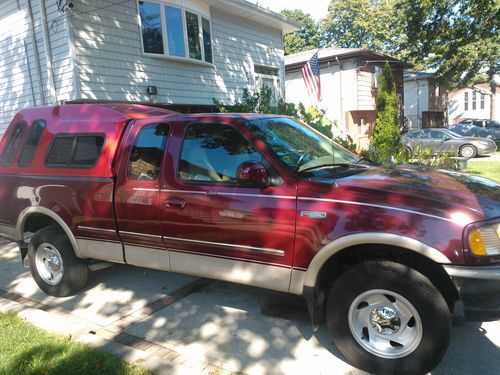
xmin=159 ymin=120 xmax=297 ymax=292
xmin=114 ymin=120 xmax=171 ymax=271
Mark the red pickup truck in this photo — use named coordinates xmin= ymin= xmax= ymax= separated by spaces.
xmin=0 ymin=104 xmax=499 ymax=374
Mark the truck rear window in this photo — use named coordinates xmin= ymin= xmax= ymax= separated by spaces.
xmin=18 ymin=120 xmax=46 ymax=167
xmin=45 ymin=134 xmax=105 ymax=168
xmin=1 ymin=121 xmax=27 ymax=166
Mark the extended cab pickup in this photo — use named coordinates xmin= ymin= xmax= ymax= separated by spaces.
xmin=0 ymin=104 xmax=499 ymax=374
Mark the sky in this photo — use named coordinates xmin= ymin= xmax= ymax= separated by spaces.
xmin=247 ymin=0 xmax=330 ymax=21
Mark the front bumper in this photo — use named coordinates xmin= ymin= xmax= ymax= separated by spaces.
xmin=476 ymin=142 xmax=497 ymax=155
xmin=444 ymin=265 xmax=500 ymax=321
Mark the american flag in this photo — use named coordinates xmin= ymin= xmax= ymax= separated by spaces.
xmin=301 ymin=51 xmax=321 ymax=103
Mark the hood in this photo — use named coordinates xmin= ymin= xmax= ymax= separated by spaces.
xmin=310 ymin=165 xmax=500 ymax=222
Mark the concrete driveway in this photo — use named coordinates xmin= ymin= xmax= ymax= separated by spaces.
xmin=1 ymin=240 xmax=499 ymax=374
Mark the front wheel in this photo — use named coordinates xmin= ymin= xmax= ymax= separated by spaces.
xmin=28 ymin=227 xmax=88 ymax=297
xmin=326 ymin=260 xmax=451 ymax=375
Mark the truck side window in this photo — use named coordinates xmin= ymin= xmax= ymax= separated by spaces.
xmin=18 ymin=120 xmax=46 ymax=167
xmin=179 ymin=123 xmax=263 ymax=184
xmin=45 ymin=134 xmax=105 ymax=168
xmin=1 ymin=121 xmax=27 ymax=166
xmin=128 ymin=123 xmax=170 ymax=181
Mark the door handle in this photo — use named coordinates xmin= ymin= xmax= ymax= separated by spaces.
xmin=164 ymin=197 xmax=186 ymax=209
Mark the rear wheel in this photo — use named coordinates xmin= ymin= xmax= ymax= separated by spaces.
xmin=28 ymin=227 xmax=88 ymax=297
xmin=459 ymin=144 xmax=477 ymax=158
xmin=326 ymin=260 xmax=451 ymax=375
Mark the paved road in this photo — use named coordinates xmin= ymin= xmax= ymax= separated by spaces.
xmin=0 ymin=241 xmax=498 ymax=374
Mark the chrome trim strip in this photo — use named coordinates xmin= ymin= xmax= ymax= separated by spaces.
xmin=160 ymin=189 xmax=296 ymax=200
xmin=299 ymin=197 xmax=454 ymax=223
xmin=120 ymin=231 xmax=162 ymax=240
xmin=304 ymin=233 xmax=451 ymax=288
xmin=164 ymin=236 xmax=285 ymax=256
xmin=160 ymin=189 xmax=207 ymax=195
xmin=217 ymin=192 xmax=296 ymax=200
xmin=78 ymin=226 xmax=116 ymax=234
xmin=444 ymin=265 xmax=500 ymax=280
xmin=133 ymin=188 xmax=158 ymax=192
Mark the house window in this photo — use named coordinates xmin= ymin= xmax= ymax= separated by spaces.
xmin=254 ymin=65 xmax=280 ymax=105
xmin=472 ymin=91 xmax=476 ymax=110
xmin=480 ymin=93 xmax=485 ymax=109
xmin=464 ymin=92 xmax=468 ymax=111
xmin=138 ymin=1 xmax=213 ymax=64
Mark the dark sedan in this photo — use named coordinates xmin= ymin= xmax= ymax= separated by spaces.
xmin=402 ymin=128 xmax=497 ymax=158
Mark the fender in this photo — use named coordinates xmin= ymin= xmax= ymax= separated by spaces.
xmin=303 ymin=232 xmax=451 ymax=289
xmin=16 ymin=206 xmax=83 ymax=258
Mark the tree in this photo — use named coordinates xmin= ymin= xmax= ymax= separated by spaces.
xmin=280 ymin=10 xmax=320 ymax=55
xmin=320 ymin=0 xmax=401 ymax=54
xmin=396 ymin=0 xmax=500 ymax=117
xmin=370 ymin=63 xmax=401 ymax=162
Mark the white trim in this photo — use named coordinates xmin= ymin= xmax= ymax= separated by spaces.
xmin=164 ymin=236 xmax=285 ymax=256
xmin=169 ymin=250 xmax=291 ymax=292
xmin=290 ymin=269 xmax=306 ymax=295
xmin=75 ymin=238 xmax=124 ymax=263
xmin=125 ymin=244 xmax=170 ymax=271
xmin=303 ymin=233 xmax=452 ymax=288
xmin=299 ymin=197 xmax=454 ymax=223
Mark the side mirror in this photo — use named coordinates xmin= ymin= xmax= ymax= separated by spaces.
xmin=237 ymin=161 xmax=268 ymax=186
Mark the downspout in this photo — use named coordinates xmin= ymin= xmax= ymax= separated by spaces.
xmin=16 ymin=0 xmax=36 ymax=105
xmin=67 ymin=14 xmax=81 ymax=100
xmin=26 ymin=0 xmax=46 ymax=105
xmin=38 ymin=0 xmax=58 ymax=104
xmin=335 ymin=56 xmax=344 ymax=130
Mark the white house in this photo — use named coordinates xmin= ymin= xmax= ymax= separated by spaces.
xmin=285 ymin=48 xmax=404 ymax=150
xmin=448 ymin=83 xmax=500 ymax=124
xmin=0 ymin=0 xmax=299 ymax=135
xmin=403 ymin=71 xmax=447 ymax=128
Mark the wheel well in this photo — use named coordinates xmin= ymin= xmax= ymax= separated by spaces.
xmin=23 ymin=214 xmax=60 ymax=238
xmin=316 ymin=244 xmax=459 ymax=311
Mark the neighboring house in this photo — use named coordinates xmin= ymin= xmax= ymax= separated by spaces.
xmin=0 ymin=0 xmax=299 ymax=135
xmin=285 ymin=48 xmax=404 ymax=150
xmin=448 ymin=83 xmax=500 ymax=124
xmin=403 ymin=71 xmax=447 ymax=129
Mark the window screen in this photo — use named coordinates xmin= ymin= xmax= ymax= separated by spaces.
xmin=1 ymin=121 xmax=27 ymax=166
xmin=128 ymin=123 xmax=169 ymax=180
xmin=45 ymin=134 xmax=105 ymax=167
xmin=18 ymin=120 xmax=46 ymax=167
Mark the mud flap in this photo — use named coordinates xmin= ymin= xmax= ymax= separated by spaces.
xmin=303 ymin=286 xmax=326 ymax=331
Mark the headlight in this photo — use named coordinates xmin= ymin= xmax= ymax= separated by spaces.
xmin=479 ymin=140 xmax=490 ymax=146
xmin=468 ymin=223 xmax=500 ymax=256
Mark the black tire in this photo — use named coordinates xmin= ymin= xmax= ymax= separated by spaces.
xmin=326 ymin=260 xmax=451 ymax=375
xmin=28 ymin=227 xmax=88 ymax=297
xmin=459 ymin=144 xmax=477 ymax=158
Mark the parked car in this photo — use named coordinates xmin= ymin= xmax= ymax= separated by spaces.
xmin=458 ymin=119 xmax=500 ymax=140
xmin=450 ymin=123 xmax=497 ymax=141
xmin=0 ymin=104 xmax=499 ymax=375
xmin=402 ymin=128 xmax=497 ymax=158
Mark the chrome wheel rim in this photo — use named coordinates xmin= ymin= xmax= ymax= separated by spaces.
xmin=461 ymin=146 xmax=475 ymax=158
xmin=35 ymin=243 xmax=64 ymax=285
xmin=348 ymin=289 xmax=423 ymax=359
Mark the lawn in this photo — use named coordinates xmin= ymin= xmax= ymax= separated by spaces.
xmin=0 ymin=312 xmax=152 ymax=375
xmin=466 ymin=160 xmax=500 ymax=182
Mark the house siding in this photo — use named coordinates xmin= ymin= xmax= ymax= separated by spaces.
xmin=68 ymin=0 xmax=284 ymax=105
xmin=0 ymin=0 xmax=73 ymax=135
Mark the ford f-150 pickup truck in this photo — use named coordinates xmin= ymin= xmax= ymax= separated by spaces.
xmin=0 ymin=104 xmax=499 ymax=374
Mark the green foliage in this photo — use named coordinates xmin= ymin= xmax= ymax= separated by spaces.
xmin=280 ymin=10 xmax=320 ymax=55
xmin=320 ymin=0 xmax=401 ymax=53
xmin=369 ymin=63 xmax=401 ymax=163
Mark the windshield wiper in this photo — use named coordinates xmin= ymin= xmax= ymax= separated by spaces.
xmin=298 ymin=163 xmax=352 ymax=174
xmin=355 ymin=157 xmax=379 ymax=165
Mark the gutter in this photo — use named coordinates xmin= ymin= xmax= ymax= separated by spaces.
xmin=38 ymin=0 xmax=58 ymax=104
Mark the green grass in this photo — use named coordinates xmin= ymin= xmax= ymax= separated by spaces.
xmin=465 ymin=160 xmax=500 ymax=182
xmin=0 ymin=312 xmax=152 ymax=375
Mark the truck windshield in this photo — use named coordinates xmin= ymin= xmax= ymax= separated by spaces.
xmin=245 ymin=117 xmax=359 ymax=172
